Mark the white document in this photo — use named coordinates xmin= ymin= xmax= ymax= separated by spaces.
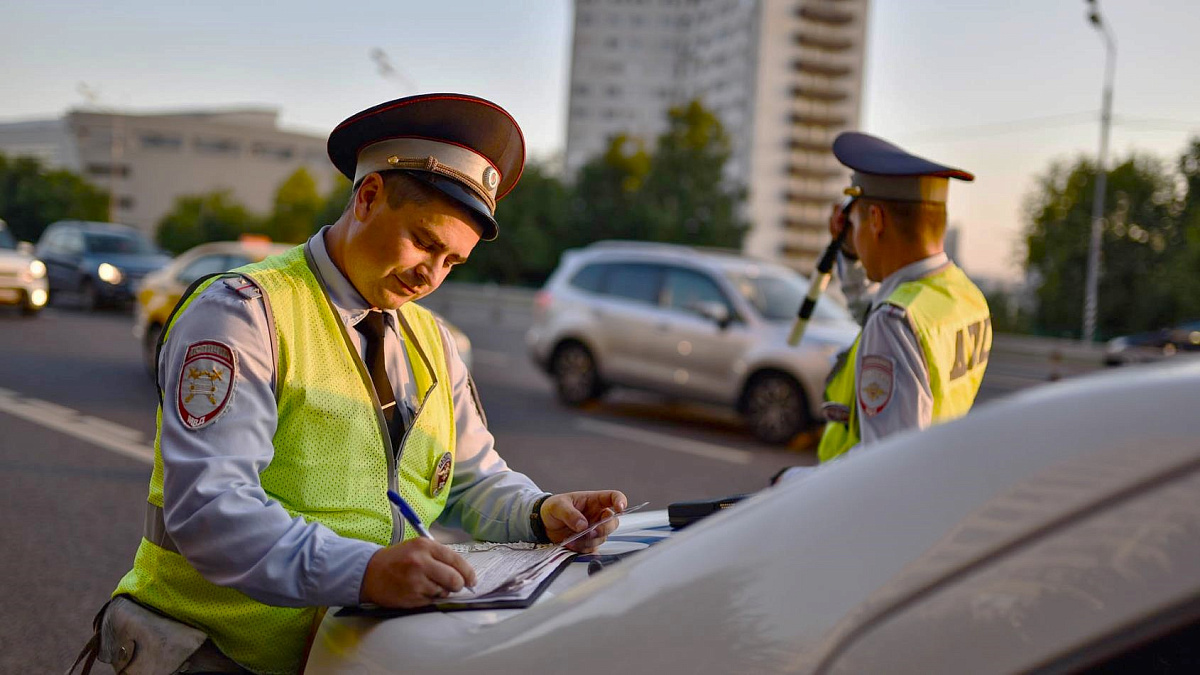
xmin=446 ymin=501 xmax=650 ymax=602
xmin=446 ymin=542 xmax=574 ymax=600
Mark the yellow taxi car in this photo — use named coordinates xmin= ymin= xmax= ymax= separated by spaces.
xmin=134 ymin=238 xmax=473 ymax=378
xmin=133 ymin=238 xmax=292 ymax=377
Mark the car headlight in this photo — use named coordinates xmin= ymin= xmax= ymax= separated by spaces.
xmin=98 ymin=262 xmax=124 ymax=285
xmin=28 ymin=259 xmax=46 ymax=279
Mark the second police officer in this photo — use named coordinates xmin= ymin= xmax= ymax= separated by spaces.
xmin=816 ymin=132 xmax=993 ymax=462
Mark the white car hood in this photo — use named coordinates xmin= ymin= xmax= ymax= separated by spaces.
xmin=0 ymin=250 xmax=33 ymax=273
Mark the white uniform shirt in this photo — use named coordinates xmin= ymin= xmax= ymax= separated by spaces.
xmin=837 ymin=252 xmax=952 ymax=446
xmin=156 ymin=226 xmax=546 ymax=608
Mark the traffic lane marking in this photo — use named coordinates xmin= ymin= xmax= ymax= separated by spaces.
xmin=576 ymin=418 xmax=754 ymax=465
xmin=0 ymin=387 xmax=154 ymax=465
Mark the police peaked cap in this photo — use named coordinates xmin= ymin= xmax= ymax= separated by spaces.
xmin=328 ymin=93 xmax=526 ymax=240
xmin=832 ymin=132 xmax=973 ymax=205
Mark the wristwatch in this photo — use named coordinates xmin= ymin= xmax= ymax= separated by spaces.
xmin=529 ymin=494 xmax=552 ymax=544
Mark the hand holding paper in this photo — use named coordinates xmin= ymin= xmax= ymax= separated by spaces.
xmin=541 ymin=490 xmax=632 ymax=553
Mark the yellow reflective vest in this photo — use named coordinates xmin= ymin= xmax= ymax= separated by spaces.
xmin=113 ymin=245 xmax=457 ymax=674
xmin=818 ymin=263 xmax=991 ymax=463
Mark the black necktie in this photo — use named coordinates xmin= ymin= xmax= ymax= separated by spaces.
xmin=358 ymin=311 xmax=404 ymax=453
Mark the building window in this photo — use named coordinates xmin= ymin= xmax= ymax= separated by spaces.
xmin=85 ymin=163 xmax=131 ymax=177
xmin=140 ymin=132 xmax=183 ymax=151
xmin=251 ymin=142 xmax=294 ymax=160
xmin=194 ymin=137 xmax=241 ymax=155
xmin=117 ymin=195 xmax=135 ymax=210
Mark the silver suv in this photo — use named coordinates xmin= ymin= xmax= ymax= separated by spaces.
xmin=526 ymin=241 xmax=859 ymax=444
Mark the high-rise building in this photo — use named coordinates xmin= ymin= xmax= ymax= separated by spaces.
xmin=0 ymin=108 xmax=337 ymax=237
xmin=565 ymin=0 xmax=869 ymax=272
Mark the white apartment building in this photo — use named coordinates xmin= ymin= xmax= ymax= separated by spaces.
xmin=0 ymin=108 xmax=337 ymax=237
xmin=565 ymin=0 xmax=869 ymax=271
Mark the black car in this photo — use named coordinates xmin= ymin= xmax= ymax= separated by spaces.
xmin=35 ymin=221 xmax=170 ymax=310
xmin=1104 ymin=320 xmax=1200 ymax=366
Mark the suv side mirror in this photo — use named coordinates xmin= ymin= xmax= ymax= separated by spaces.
xmin=17 ymin=241 xmax=34 ymax=256
xmin=689 ymin=301 xmax=732 ymax=329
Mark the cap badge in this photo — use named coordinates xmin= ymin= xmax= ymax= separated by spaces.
xmin=482 ymin=166 xmax=499 ymax=191
xmin=431 ymin=451 xmax=453 ymax=497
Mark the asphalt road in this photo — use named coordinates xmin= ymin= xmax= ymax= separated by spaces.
xmin=0 ymin=297 xmax=1064 ymax=671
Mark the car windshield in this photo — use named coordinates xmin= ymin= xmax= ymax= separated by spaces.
xmin=726 ymin=269 xmax=853 ymax=322
xmin=85 ymin=232 xmax=155 ymax=255
xmin=0 ymin=228 xmax=14 ymax=250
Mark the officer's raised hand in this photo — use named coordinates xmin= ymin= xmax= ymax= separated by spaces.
xmin=829 ymin=202 xmax=858 ymax=259
xmin=360 ymin=538 xmax=477 ymax=608
xmin=541 ymin=490 xmax=628 ymax=553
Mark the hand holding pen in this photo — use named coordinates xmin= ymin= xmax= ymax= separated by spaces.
xmin=357 ymin=491 xmax=478 ymax=608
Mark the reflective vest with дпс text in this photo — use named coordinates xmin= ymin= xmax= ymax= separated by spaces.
xmin=113 ymin=245 xmax=457 ymax=675
xmin=817 ymin=263 xmax=991 ymax=463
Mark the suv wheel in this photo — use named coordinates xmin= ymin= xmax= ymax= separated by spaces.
xmin=743 ymin=373 xmax=809 ymax=445
xmin=552 ymin=342 xmax=602 ymax=406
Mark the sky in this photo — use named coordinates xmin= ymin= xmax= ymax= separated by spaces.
xmin=2 ymin=0 xmax=1198 ymax=282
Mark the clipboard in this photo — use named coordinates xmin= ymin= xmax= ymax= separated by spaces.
xmin=334 ymin=557 xmax=572 ymax=618
xmin=336 ymin=502 xmax=648 ymax=618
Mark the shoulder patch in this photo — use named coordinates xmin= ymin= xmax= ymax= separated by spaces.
xmin=858 ymin=354 xmax=894 ymax=417
xmin=177 ymin=340 xmax=238 ymax=430
xmin=223 ymin=276 xmax=262 ymax=300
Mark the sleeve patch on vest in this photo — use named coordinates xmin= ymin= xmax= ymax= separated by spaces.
xmin=858 ymin=354 xmax=894 ymax=418
xmin=177 ymin=340 xmax=238 ymax=430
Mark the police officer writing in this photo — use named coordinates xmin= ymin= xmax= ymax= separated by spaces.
xmin=815 ymin=132 xmax=992 ymax=463
xmin=77 ymin=94 xmax=628 ymax=675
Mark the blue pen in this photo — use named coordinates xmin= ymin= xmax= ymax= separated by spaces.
xmin=387 ymin=489 xmax=434 ymax=540
xmin=387 ymin=489 xmax=474 ymax=593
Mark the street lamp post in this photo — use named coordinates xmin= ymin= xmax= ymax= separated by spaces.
xmin=1082 ymin=0 xmax=1116 ymax=343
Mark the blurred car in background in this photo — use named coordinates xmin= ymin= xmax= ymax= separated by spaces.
xmin=526 ymin=241 xmax=859 ymax=444
xmin=133 ymin=238 xmax=292 ymax=376
xmin=1104 ymin=320 xmax=1200 ymax=366
xmin=35 ymin=220 xmax=170 ymax=310
xmin=0 ymin=218 xmax=48 ymax=316
xmin=135 ymin=238 xmax=473 ymax=378
xmin=309 ymin=361 xmax=1200 ymax=675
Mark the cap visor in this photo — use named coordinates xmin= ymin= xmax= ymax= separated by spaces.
xmin=406 ymin=172 xmax=499 ymax=241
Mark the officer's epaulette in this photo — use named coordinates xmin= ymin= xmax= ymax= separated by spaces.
xmin=223 ymin=275 xmax=263 ymax=300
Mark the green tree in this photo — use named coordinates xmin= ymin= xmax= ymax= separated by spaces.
xmin=1173 ymin=138 xmax=1200 ymax=320
xmin=156 ymin=191 xmax=260 ymax=254
xmin=569 ymin=134 xmax=653 ymax=246
xmin=265 ymin=167 xmax=323 ymax=243
xmin=638 ymin=99 xmax=747 ymax=247
xmin=1023 ymin=154 xmax=1184 ymax=339
xmin=316 ymin=174 xmax=352 ymax=229
xmin=0 ymin=153 xmax=109 ymax=242
xmin=571 ymin=100 xmax=747 ymax=249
